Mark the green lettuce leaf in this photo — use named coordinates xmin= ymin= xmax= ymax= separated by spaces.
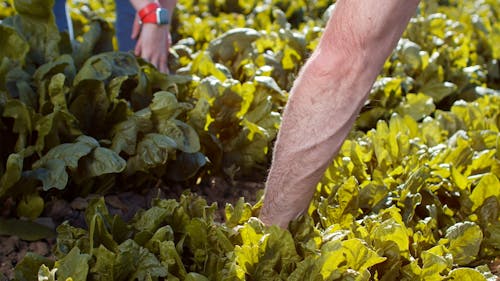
xmin=447 ymin=268 xmax=487 ymax=280
xmin=0 ymin=153 xmax=23 ymax=197
xmin=53 ymin=246 xmax=90 ymax=281
xmin=444 ymin=221 xmax=483 ymax=265
xmin=14 ymin=253 xmax=54 ymax=281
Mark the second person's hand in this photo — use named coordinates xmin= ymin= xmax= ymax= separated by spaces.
xmin=131 ymin=18 xmax=171 ymax=73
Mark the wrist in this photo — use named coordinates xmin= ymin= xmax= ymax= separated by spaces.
xmin=130 ymin=0 xmax=170 ymax=25
xmin=137 ymin=2 xmax=170 ymax=25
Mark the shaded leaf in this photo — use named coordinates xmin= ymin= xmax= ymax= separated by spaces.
xmin=14 ymin=253 xmax=54 ymax=281
xmin=0 ymin=153 xmax=23 ymax=198
xmin=0 ymin=218 xmax=55 ymax=241
xmin=80 ymin=147 xmax=126 ymax=178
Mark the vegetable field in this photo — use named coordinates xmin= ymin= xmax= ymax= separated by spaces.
xmin=1 ymin=0 xmax=499 ymax=280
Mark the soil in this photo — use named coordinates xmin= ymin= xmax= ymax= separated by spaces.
xmin=1 ymin=178 xmax=500 ymax=280
xmin=0 ymin=177 xmax=264 ymax=280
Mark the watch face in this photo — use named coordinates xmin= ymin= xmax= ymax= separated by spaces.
xmin=157 ymin=8 xmax=169 ymax=25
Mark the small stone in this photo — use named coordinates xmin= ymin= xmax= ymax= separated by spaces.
xmin=70 ymin=197 xmax=88 ymax=210
xmin=106 ymin=195 xmax=128 ymax=211
xmin=44 ymin=200 xmax=72 ymax=221
xmin=34 ymin=217 xmax=56 ymax=230
xmin=28 ymin=241 xmax=49 ymax=256
xmin=0 ymin=236 xmax=19 ymax=256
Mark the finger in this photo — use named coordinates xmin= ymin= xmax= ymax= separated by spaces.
xmin=159 ymin=52 xmax=168 ymax=73
xmin=134 ymin=39 xmax=142 ymax=56
xmin=155 ymin=54 xmax=164 ymax=72
xmin=131 ymin=15 xmax=140 ymax=39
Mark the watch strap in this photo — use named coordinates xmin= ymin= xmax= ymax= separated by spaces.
xmin=141 ymin=7 xmax=169 ymax=25
xmin=138 ymin=2 xmax=160 ymax=20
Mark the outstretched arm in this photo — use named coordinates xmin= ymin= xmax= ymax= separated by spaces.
xmin=260 ymin=0 xmax=421 ymax=228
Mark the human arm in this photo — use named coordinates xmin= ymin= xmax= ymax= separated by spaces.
xmin=129 ymin=0 xmax=177 ymax=73
xmin=259 ymin=0 xmax=421 ymax=228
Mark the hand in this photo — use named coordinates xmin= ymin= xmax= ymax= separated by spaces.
xmin=131 ymin=15 xmax=171 ymax=73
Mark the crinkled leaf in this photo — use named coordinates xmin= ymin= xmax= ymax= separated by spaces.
xmin=158 ymin=240 xmax=187 ymax=278
xmin=396 ymin=93 xmax=436 ymax=121
xmin=191 ymin=51 xmax=230 ymax=81
xmin=150 ymin=91 xmax=184 ymax=121
xmin=317 ymin=176 xmax=360 ymax=227
xmin=225 ymin=197 xmax=253 ymax=228
xmin=34 ymin=135 xmax=98 ymax=170
xmin=111 ymin=111 xmax=154 ymax=155
xmin=11 ymin=0 xmax=60 ymax=64
xmin=159 ymin=120 xmax=200 ymax=153
xmin=447 ymin=268 xmax=487 ymax=280
xmin=207 ymin=28 xmax=260 ymax=63
xmin=185 ymin=218 xmax=209 ymax=266
xmin=341 ymin=239 xmax=387 ymax=271
xmin=234 ymin=222 xmax=265 ymax=276
xmin=34 ymin=110 xmax=81 ymax=153
xmin=421 ymin=245 xmax=453 ymax=279
xmin=372 ymin=218 xmax=410 ymax=258
xmin=444 ymin=222 xmax=483 ymax=265
xmin=318 ymin=240 xmax=344 ymax=279
xmin=126 ymin=133 xmax=177 ymax=174
xmin=54 ymin=247 xmax=90 ymax=281
xmin=33 ymin=54 xmax=75 ymax=85
xmin=256 ymin=226 xmax=300 ymax=278
xmin=470 ymin=173 xmax=500 ymax=211
xmin=25 ymin=159 xmax=68 ymax=191
xmin=114 ymin=239 xmax=168 ymax=280
xmin=90 ymin=245 xmax=116 ymax=280
xmin=420 ymin=81 xmax=457 ymax=103
xmin=80 ymin=147 xmax=126 ymax=178
xmin=133 ymin=206 xmax=169 ymax=234
xmin=288 ymin=257 xmax=320 ymax=281
xmin=0 ymin=25 xmax=29 ymax=62
xmin=397 ymin=39 xmax=422 ymax=70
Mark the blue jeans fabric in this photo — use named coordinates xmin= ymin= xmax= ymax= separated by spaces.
xmin=114 ymin=0 xmax=137 ymax=51
xmin=53 ymin=0 xmax=137 ymax=52
xmin=53 ymin=0 xmax=70 ymax=33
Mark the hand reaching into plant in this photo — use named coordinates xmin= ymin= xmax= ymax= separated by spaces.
xmin=131 ymin=16 xmax=171 ymax=73
xmin=129 ymin=0 xmax=177 ymax=73
xmin=260 ymin=0 xmax=422 ymax=228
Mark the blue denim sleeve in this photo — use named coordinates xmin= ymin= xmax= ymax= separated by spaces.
xmin=53 ymin=0 xmax=69 ymax=32
xmin=115 ymin=0 xmax=137 ymax=51
xmin=53 ymin=0 xmax=136 ymax=51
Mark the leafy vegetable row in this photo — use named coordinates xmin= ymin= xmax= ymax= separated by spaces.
xmin=0 ymin=0 xmax=499 ymax=279
xmin=15 ymin=95 xmax=500 ymax=281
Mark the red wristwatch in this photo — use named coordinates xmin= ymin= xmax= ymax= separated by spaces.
xmin=138 ymin=2 xmax=169 ymax=25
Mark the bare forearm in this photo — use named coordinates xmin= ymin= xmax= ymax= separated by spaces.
xmin=260 ymin=0 xmax=421 ymax=228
